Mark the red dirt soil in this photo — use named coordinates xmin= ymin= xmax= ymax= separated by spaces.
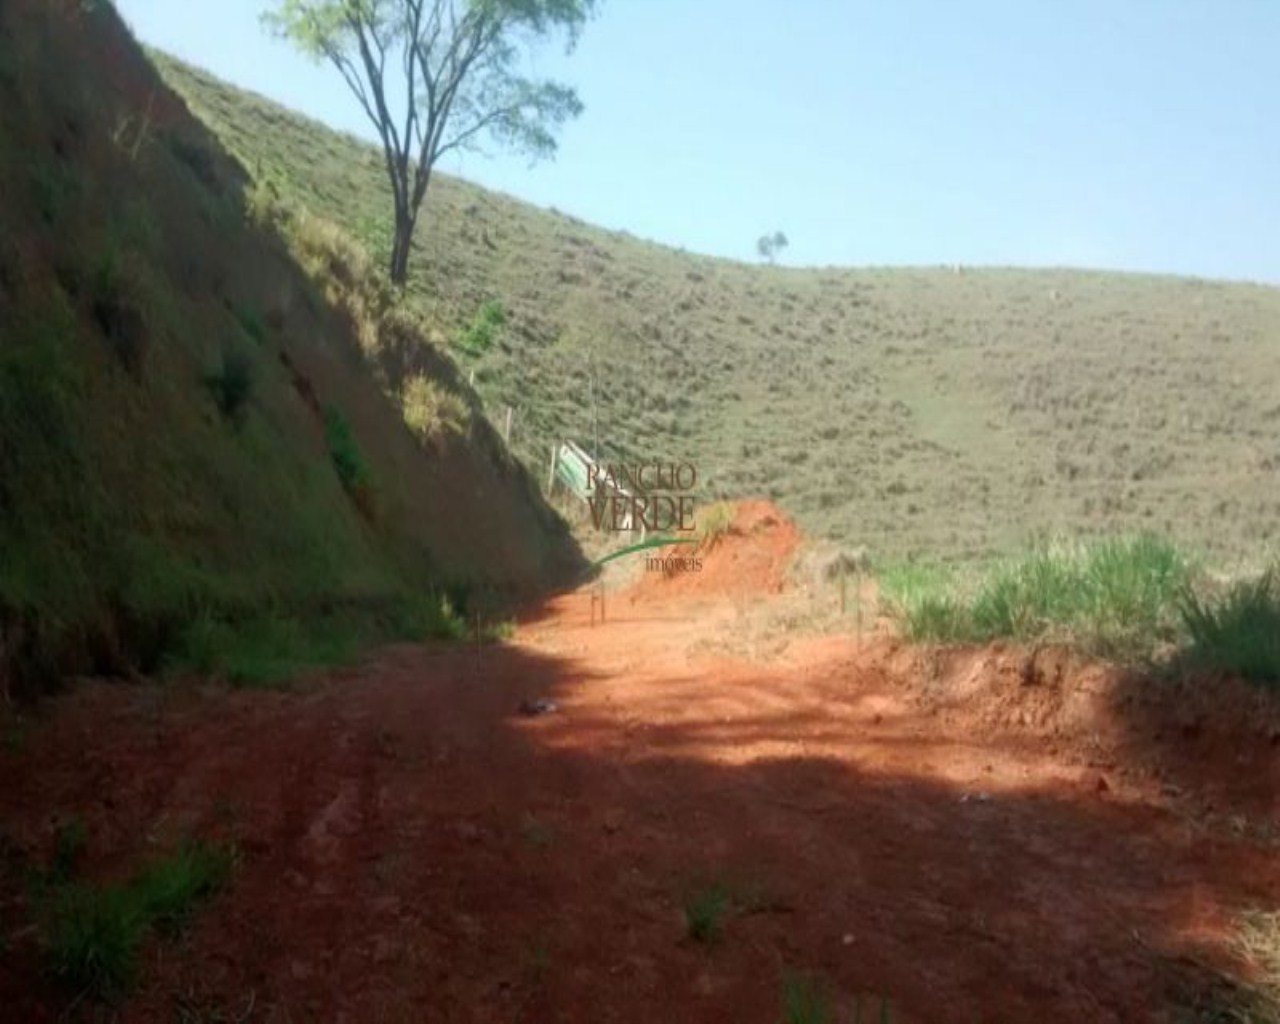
xmin=2 ymin=582 xmax=1279 ymax=1022
xmin=631 ymin=500 xmax=802 ymax=601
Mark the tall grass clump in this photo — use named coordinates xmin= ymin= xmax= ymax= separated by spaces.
xmin=882 ymin=535 xmax=1192 ymax=658
xmin=683 ymin=883 xmax=729 ymax=943
xmin=167 ymin=609 xmax=366 ymax=689
xmin=781 ymin=972 xmax=836 ymax=1024
xmin=390 ymin=591 xmax=469 ymax=642
xmin=1179 ymin=570 xmax=1280 ymax=687
xmin=46 ymin=882 xmax=145 ymax=997
xmin=323 ymin=405 xmax=376 ymax=518
xmin=453 ymin=299 xmax=506 ymax=357
xmin=878 ymin=561 xmax=972 ymax=643
xmin=43 ymin=840 xmax=233 ymax=998
xmin=130 ymin=841 xmax=234 ymax=934
xmin=402 ymin=375 xmax=468 ymax=445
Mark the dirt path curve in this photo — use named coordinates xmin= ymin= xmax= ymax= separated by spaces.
xmin=2 ymin=584 xmax=1277 ymax=1022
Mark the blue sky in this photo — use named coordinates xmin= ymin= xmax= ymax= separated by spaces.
xmin=115 ymin=0 xmax=1279 ymax=282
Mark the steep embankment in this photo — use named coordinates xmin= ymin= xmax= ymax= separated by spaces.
xmin=155 ymin=55 xmax=1280 ymax=564
xmin=0 ymin=0 xmax=583 ymax=696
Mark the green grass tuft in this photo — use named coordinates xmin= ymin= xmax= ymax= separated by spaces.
xmin=453 ymin=299 xmax=506 ymax=357
xmin=131 ymin=840 xmax=234 ymax=935
xmin=43 ymin=839 xmax=234 ymax=999
xmin=46 ymin=882 xmax=146 ymax=997
xmin=877 ymin=562 xmax=970 ymax=642
xmin=48 ymin=818 xmax=88 ymax=886
xmin=168 ymin=610 xmax=365 ymax=689
xmin=165 ymin=591 xmax=494 ymax=689
xmin=781 ymin=972 xmax=835 ymax=1024
xmin=881 ymin=535 xmax=1192 ymax=658
xmin=683 ymin=883 xmax=730 ymax=943
xmin=231 ymin=302 xmax=267 ymax=345
xmin=482 ymin=618 xmax=516 ymax=642
xmin=323 ymin=405 xmax=375 ymax=516
xmin=1179 ymin=570 xmax=1280 ymax=687
xmin=390 ymin=592 xmax=470 ymax=643
xmin=204 ymin=347 xmax=255 ymax=421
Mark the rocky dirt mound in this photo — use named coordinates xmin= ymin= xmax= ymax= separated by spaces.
xmin=630 ymin=499 xmax=801 ymax=601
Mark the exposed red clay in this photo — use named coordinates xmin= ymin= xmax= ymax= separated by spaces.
xmin=1 ymin=581 xmax=1278 ymax=1022
xmin=631 ymin=499 xmax=802 ymax=602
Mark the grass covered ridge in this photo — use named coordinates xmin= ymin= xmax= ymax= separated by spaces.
xmin=880 ymin=533 xmax=1280 ymax=685
xmin=155 ymin=51 xmax=1280 ymax=567
xmin=0 ymin=0 xmax=580 ymax=696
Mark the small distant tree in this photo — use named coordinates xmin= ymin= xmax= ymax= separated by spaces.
xmin=756 ymin=230 xmax=788 ymax=264
xmin=263 ymin=0 xmax=598 ymax=286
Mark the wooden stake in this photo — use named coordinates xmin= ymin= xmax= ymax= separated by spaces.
xmin=503 ymin=405 xmax=513 ymax=445
xmin=855 ymin=568 xmax=864 ymax=650
xmin=592 ymin=361 xmax=600 ymax=461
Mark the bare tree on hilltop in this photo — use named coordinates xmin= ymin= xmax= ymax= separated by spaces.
xmin=264 ymin=0 xmax=598 ymax=285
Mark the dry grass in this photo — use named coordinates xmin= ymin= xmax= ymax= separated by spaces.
xmin=1236 ymin=910 xmax=1280 ymax=1020
xmin=153 ymin=53 xmax=1280 ymax=567
xmin=402 ymin=375 xmax=468 ymax=445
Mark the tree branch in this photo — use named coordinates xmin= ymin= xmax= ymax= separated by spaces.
xmin=347 ymin=6 xmax=404 ymax=166
xmin=401 ymin=0 xmax=424 ymax=162
xmin=264 ymin=0 xmax=595 ymax=284
xmin=423 ymin=13 xmax=495 ymax=166
xmin=434 ymin=102 xmax=524 ymax=160
xmin=325 ymin=49 xmax=379 ymax=128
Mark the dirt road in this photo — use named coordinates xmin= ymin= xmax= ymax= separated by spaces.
xmin=3 ymin=552 xmax=1279 ymax=1021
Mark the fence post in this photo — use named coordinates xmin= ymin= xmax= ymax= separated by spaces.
xmin=503 ymin=405 xmax=513 ymax=445
xmin=856 ymin=566 xmax=864 ymax=650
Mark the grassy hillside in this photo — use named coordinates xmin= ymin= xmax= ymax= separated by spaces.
xmin=154 ymin=54 xmax=1280 ymax=566
xmin=0 ymin=0 xmax=581 ymax=695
